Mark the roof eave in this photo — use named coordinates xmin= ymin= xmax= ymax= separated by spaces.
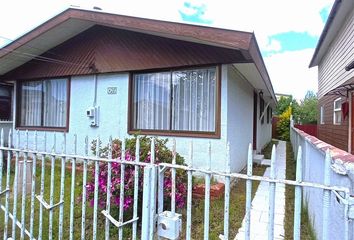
xmin=309 ymin=0 xmax=342 ymax=68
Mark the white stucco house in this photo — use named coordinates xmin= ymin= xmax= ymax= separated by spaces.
xmin=0 ymin=8 xmax=276 ymax=173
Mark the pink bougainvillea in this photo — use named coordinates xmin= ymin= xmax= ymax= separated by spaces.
xmin=85 ymin=137 xmax=187 ymax=212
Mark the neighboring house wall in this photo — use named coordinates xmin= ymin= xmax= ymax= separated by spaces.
xmin=318 ymin=8 xmax=354 ymax=98
xmin=318 ymin=94 xmax=349 ymax=151
xmin=12 ymin=64 xmax=269 ymax=173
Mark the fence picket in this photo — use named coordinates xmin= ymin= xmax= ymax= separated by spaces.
xmin=38 ymin=132 xmax=47 ymax=240
xmin=93 ymin=136 xmax=100 ymax=240
xmin=80 ymin=136 xmax=89 ymax=240
xmin=223 ymin=142 xmax=231 ymax=240
xmin=104 ymin=136 xmax=113 ymax=240
xmin=48 ymin=133 xmax=56 ymax=240
xmin=132 ymin=136 xmax=140 ymax=240
xmin=29 ymin=131 xmax=38 ymax=239
xmin=20 ymin=130 xmax=29 ymax=240
xmin=118 ymin=138 xmax=126 ymax=240
xmin=245 ymin=143 xmax=253 ymax=240
xmin=268 ymin=145 xmax=276 ymax=240
xmin=203 ymin=141 xmax=211 ymax=240
xmin=3 ymin=129 xmax=12 ymax=239
xmin=69 ymin=134 xmax=78 ymax=240
xmin=293 ymin=146 xmax=302 ymax=240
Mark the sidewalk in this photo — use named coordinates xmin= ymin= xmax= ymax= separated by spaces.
xmin=235 ymin=140 xmax=286 ymax=240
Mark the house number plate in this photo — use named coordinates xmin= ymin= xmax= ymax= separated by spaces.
xmin=107 ymin=87 xmax=117 ymax=95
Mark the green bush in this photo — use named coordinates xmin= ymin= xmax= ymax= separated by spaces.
xmin=276 ymin=106 xmax=291 ymax=141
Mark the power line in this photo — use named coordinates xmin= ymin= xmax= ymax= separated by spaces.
xmin=0 ymin=37 xmax=90 ymax=69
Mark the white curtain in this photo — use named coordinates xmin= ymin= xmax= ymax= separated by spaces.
xmin=134 ymin=67 xmax=216 ymax=132
xmin=43 ymin=79 xmax=67 ymax=127
xmin=20 ymin=81 xmax=42 ymax=126
xmin=20 ymin=79 xmax=67 ymax=127
xmin=172 ymin=68 xmax=216 ymax=132
xmin=134 ymin=72 xmax=171 ymax=130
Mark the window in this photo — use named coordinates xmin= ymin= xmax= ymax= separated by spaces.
xmin=0 ymin=85 xmax=12 ymax=121
xmin=18 ymin=78 xmax=69 ymax=129
xmin=130 ymin=67 xmax=219 ymax=137
xmin=333 ymin=98 xmax=341 ymax=125
xmin=320 ymin=106 xmax=324 ymax=124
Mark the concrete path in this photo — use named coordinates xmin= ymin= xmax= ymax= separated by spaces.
xmin=235 ymin=140 xmax=286 ymax=240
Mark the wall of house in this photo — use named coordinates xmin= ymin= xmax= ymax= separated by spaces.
xmin=12 ymin=64 xmax=273 ymax=174
xmin=12 ymin=66 xmax=231 ymax=173
xmin=226 ymin=66 xmax=254 ymax=173
xmin=318 ymin=94 xmax=349 ymax=152
xmin=291 ymin=126 xmax=354 ymax=240
xmin=318 ymin=8 xmax=354 ymax=98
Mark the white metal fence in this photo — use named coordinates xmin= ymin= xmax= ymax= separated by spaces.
xmin=0 ymin=128 xmax=352 ymax=240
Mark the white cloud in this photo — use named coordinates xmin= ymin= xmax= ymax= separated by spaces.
xmin=263 ymin=39 xmax=282 ymax=53
xmin=264 ymin=49 xmax=318 ymax=100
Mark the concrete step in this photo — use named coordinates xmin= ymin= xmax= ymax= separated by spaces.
xmin=253 ymin=154 xmax=264 ymax=165
xmin=261 ymin=159 xmax=271 ymax=166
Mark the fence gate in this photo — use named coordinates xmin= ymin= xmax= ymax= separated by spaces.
xmin=0 ymin=129 xmax=352 ymax=240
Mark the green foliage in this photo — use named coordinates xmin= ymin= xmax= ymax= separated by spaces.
xmin=297 ymin=91 xmax=318 ymax=124
xmin=274 ymin=96 xmax=298 ymax=115
xmin=276 ymin=106 xmax=292 ymax=141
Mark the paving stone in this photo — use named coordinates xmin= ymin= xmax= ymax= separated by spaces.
xmin=235 ymin=141 xmax=287 ymax=240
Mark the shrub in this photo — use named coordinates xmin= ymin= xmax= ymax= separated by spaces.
xmin=276 ymin=106 xmax=292 ymax=141
xmin=86 ymin=136 xmax=187 ymax=216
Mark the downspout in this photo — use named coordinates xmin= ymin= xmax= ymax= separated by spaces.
xmin=93 ymin=73 xmax=98 ymax=107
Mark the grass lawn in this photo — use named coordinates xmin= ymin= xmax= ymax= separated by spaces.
xmin=284 ymin=142 xmax=316 ymax=240
xmin=0 ymin=141 xmax=276 ymax=240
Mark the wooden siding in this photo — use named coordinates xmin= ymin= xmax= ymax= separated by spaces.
xmin=2 ymin=25 xmax=248 ymax=80
xmin=318 ymin=8 xmax=354 ymax=98
xmin=318 ymin=95 xmax=349 ymax=151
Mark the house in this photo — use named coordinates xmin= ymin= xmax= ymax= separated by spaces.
xmin=309 ymin=0 xmax=354 ymax=153
xmin=0 ymin=8 xmax=276 ymax=173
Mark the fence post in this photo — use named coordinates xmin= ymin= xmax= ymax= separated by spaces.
xmin=141 ymin=165 xmax=157 ymax=240
xmin=268 ymin=145 xmax=276 ymax=240
xmin=293 ymin=146 xmax=302 ymax=240
xmin=322 ymin=150 xmax=331 ymax=240
xmin=245 ymin=143 xmax=253 ymax=240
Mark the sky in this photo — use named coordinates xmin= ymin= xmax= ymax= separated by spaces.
xmin=0 ymin=0 xmax=334 ymax=99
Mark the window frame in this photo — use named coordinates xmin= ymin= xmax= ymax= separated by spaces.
xmin=128 ymin=65 xmax=221 ymax=138
xmin=333 ymin=97 xmax=341 ymax=125
xmin=16 ymin=77 xmax=71 ymax=132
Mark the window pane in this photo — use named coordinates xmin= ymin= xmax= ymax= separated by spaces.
xmin=43 ymin=79 xmax=67 ymax=127
xmin=334 ymin=111 xmax=341 ymax=124
xmin=334 ymin=99 xmax=341 ymax=109
xmin=133 ymin=72 xmax=171 ymax=130
xmin=172 ymin=68 xmax=216 ymax=132
xmin=20 ymin=81 xmax=43 ymax=126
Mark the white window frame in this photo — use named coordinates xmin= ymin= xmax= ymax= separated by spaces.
xmin=320 ymin=106 xmax=324 ymax=124
xmin=333 ymin=97 xmax=342 ymax=125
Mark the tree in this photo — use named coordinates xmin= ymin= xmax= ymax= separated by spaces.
xmin=274 ymin=95 xmax=299 ymax=119
xmin=297 ymin=91 xmax=318 ymax=124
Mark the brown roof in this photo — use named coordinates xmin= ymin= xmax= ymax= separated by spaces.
xmin=0 ymin=8 xmax=276 ymax=101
